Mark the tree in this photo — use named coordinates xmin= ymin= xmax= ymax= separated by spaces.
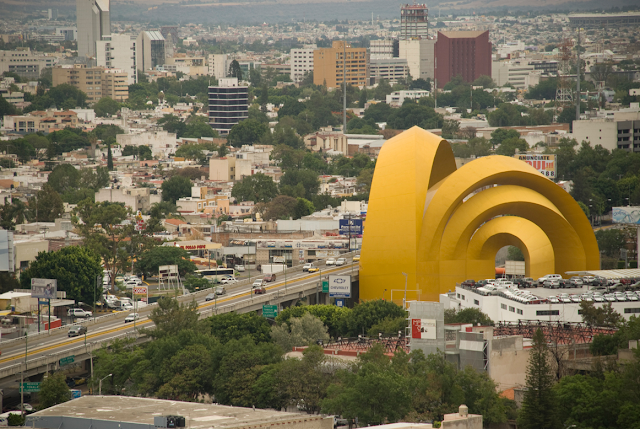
xmin=228 ymin=59 xmax=243 ymax=80
xmin=47 ymin=164 xmax=80 ymax=194
xmin=208 ymin=312 xmax=272 ymax=344
xmin=270 ymin=313 xmax=330 ymax=352
xmin=347 ymin=300 xmax=406 ymax=337
xmin=161 ymin=175 xmax=192 ymax=204
xmin=231 ymin=173 xmax=279 ymax=203
xmin=279 ymin=169 xmax=320 ymax=200
xmin=256 ymin=195 xmax=298 ymax=220
xmin=39 ymin=372 xmax=71 ymax=409
xmin=495 ymin=137 xmax=528 ymax=156
xmin=27 ymin=184 xmax=63 ymax=222
xmin=135 ymin=246 xmax=196 ymax=278
xmin=444 ymin=308 xmax=494 ymax=326
xmin=148 ymin=296 xmax=199 ymax=338
xmin=107 ymin=143 xmax=113 ymax=170
xmin=472 ymin=75 xmax=495 ymax=88
xmin=93 ymin=97 xmax=121 ymax=117
xmin=73 ymin=200 xmax=132 ymax=290
xmin=595 ymin=228 xmax=626 ymax=258
xmin=0 ymin=200 xmax=28 ymax=230
xmin=227 ymin=119 xmax=269 ymax=147
xmin=20 ymin=246 xmax=102 ymax=305
xmin=518 ymin=329 xmax=560 ymax=429
xmin=293 ymin=197 xmax=315 ymax=218
xmin=122 ymin=145 xmax=153 ymax=160
xmin=578 ymin=301 xmax=622 ymax=328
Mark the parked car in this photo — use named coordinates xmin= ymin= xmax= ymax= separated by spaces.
xmin=569 ymin=276 xmax=584 ymax=287
xmin=205 ymin=293 xmax=216 ymax=302
xmin=303 ymin=263 xmax=314 ymax=272
xmin=326 ymin=258 xmax=336 ymax=266
xmin=252 ymin=285 xmax=267 ymax=295
xmin=461 ymin=279 xmax=476 ymax=287
xmin=235 ymin=265 xmax=245 ymax=272
xmin=67 ymin=308 xmax=92 ymax=318
xmin=538 ymin=274 xmax=562 ymax=286
xmin=544 ymin=279 xmax=561 ymax=289
xmin=522 ymin=277 xmax=534 ymax=288
xmin=124 ymin=313 xmax=140 ymax=323
xmin=263 ymin=273 xmax=276 ymax=282
xmin=336 ymin=258 xmax=347 ymax=266
xmin=68 ymin=325 xmax=87 ymax=337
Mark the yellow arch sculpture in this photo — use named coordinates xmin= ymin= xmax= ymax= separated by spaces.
xmin=359 ymin=126 xmax=599 ymax=303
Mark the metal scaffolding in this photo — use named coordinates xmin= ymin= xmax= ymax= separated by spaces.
xmin=494 ymin=320 xmax=617 ymax=345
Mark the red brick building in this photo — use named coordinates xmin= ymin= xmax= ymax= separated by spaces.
xmin=434 ymin=30 xmax=492 ymax=88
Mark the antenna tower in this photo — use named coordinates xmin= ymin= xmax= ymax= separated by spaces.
xmin=555 ymin=38 xmax=574 ymax=121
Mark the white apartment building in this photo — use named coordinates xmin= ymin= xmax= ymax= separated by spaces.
xmin=95 ymin=186 xmax=160 ymax=213
xmin=0 ymin=49 xmax=57 ymax=80
xmin=386 ymin=89 xmax=430 ymax=107
xmin=208 ymin=54 xmax=228 ymax=80
xmin=369 ymin=58 xmax=409 ymax=84
xmin=77 ymin=0 xmax=110 ymax=58
xmin=492 ymin=60 xmax=540 ymax=89
xmin=116 ymin=130 xmax=178 ymax=159
xmin=289 ymin=45 xmax=316 ymax=83
xmin=96 ymin=33 xmax=137 ymax=84
xmin=369 ymin=39 xmax=396 ymax=60
xmin=398 ymin=39 xmax=436 ymax=82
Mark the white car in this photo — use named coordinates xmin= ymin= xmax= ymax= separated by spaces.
xmin=303 ymin=263 xmax=314 ymax=272
xmin=235 ymin=265 xmax=246 ymax=272
xmin=121 ymin=302 xmax=134 ymax=311
xmin=252 ymin=279 xmax=265 ymax=287
xmin=67 ymin=308 xmax=92 ymax=318
xmin=124 ymin=313 xmax=140 ymax=323
xmin=221 ymin=277 xmax=238 ymax=285
xmin=335 ymin=258 xmax=347 ymax=266
xmin=326 ymin=258 xmax=336 ymax=266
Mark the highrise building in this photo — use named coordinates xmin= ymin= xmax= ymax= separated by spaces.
xmin=434 ymin=31 xmax=492 ymax=88
xmin=136 ymin=31 xmax=165 ymax=72
xmin=313 ymin=41 xmax=369 ymax=88
xmin=399 ymin=39 xmax=435 ymax=81
xmin=400 ymin=3 xmax=429 ymax=40
xmin=369 ymin=39 xmax=398 ymax=60
xmin=96 ymin=33 xmax=137 ymax=84
xmin=208 ymin=78 xmax=248 ymax=136
xmin=290 ymin=45 xmax=316 ymax=83
xmin=52 ymin=64 xmax=128 ymax=103
xmin=76 ymin=0 xmax=110 ymax=58
xmin=208 ymin=54 xmax=228 ymax=80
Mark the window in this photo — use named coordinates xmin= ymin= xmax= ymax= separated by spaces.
xmin=536 ymin=310 xmax=560 ymax=316
xmin=457 ymin=293 xmax=461 ymax=298
xmin=461 ymin=295 xmax=465 ymax=300
xmin=624 ymin=308 xmax=640 ymax=314
xmin=517 ymin=309 xmax=523 ymax=315
xmin=501 ymin=303 xmax=507 ymax=310
xmin=474 ymin=299 xmax=479 ymax=305
xmin=509 ymin=306 xmax=515 ymax=312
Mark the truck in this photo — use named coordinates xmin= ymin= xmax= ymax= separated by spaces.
xmin=262 ymin=263 xmax=286 ymax=274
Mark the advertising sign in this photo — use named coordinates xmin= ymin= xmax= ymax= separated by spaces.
xmin=135 ymin=210 xmax=146 ymax=231
xmin=612 ymin=206 xmax=640 ymax=224
xmin=339 ymin=219 xmax=363 ymax=235
xmin=31 ymin=278 xmax=57 ymax=299
xmin=514 ymin=154 xmax=557 ymax=179
xmin=133 ymin=286 xmax=148 ymax=295
xmin=329 ymin=275 xmax=351 ymax=298
xmin=411 ymin=319 xmax=437 ymax=340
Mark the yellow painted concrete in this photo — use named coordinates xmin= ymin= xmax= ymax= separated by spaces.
xmin=360 ymin=126 xmax=599 ymax=302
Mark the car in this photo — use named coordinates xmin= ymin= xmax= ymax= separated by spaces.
xmin=353 ymin=255 xmax=360 ymax=262
xmin=570 ymin=295 xmax=582 ymax=303
xmin=252 ymin=285 xmax=267 ymax=295
xmin=121 ymin=302 xmax=134 ymax=311
xmin=335 ymin=258 xmax=347 ymax=266
xmin=72 ymin=376 xmax=87 ymax=386
xmin=569 ymin=276 xmax=584 ymax=287
xmin=215 ymin=286 xmax=226 ymax=295
xmin=253 ymin=279 xmax=265 ymax=288
xmin=303 ymin=263 xmax=314 ymax=272
xmin=68 ymin=325 xmax=87 ymax=337
xmin=308 ymin=266 xmax=320 ymax=273
xmin=544 ymin=279 xmax=561 ymax=289
xmin=263 ymin=273 xmax=277 ymax=282
xmin=538 ymin=274 xmax=562 ymax=285
xmin=548 ymin=296 xmax=560 ymax=304
xmin=68 ymin=308 xmax=92 ymax=318
xmin=461 ymin=279 xmax=476 ymax=287
xmin=522 ymin=277 xmax=534 ymax=288
xmin=124 ymin=313 xmax=140 ymax=323
xmin=221 ymin=277 xmax=238 ymax=285
xmin=593 ymin=295 xmax=605 ymax=302
xmin=205 ymin=293 xmax=216 ymax=302
xmin=326 ymin=258 xmax=336 ymax=266
xmin=235 ymin=265 xmax=246 ymax=272
xmin=582 ymin=275 xmax=595 ymax=285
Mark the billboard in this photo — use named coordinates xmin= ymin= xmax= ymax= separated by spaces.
xmin=339 ymin=219 xmax=363 ymax=235
xmin=612 ymin=206 xmax=640 ymax=224
xmin=514 ymin=154 xmax=557 ymax=179
xmin=328 ymin=275 xmax=351 ymax=298
xmin=411 ymin=318 xmax=437 ymax=340
xmin=31 ymin=278 xmax=58 ymax=299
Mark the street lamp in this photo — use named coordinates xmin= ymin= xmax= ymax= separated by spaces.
xmin=402 ymin=272 xmax=408 ymax=309
xmin=98 ymin=374 xmax=112 ymax=395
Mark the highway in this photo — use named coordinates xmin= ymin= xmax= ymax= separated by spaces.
xmin=0 ymin=259 xmax=360 ymax=388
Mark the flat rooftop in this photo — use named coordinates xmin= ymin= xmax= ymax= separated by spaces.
xmin=28 ymin=396 xmax=331 ymax=429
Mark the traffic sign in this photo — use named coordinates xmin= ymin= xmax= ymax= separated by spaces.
xmin=322 ymin=281 xmax=329 ymax=293
xmin=20 ymin=382 xmax=40 ymax=392
xmin=262 ymin=305 xmax=278 ymax=318
xmin=59 ymin=355 xmax=75 ymax=366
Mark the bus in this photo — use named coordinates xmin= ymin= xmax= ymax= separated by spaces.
xmin=196 ymin=268 xmax=235 ymax=282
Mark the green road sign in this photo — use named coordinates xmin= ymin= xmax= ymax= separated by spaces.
xmin=59 ymin=355 xmax=75 ymax=366
xmin=322 ymin=281 xmax=329 ymax=293
xmin=20 ymin=382 xmax=40 ymax=393
xmin=262 ymin=305 xmax=278 ymax=318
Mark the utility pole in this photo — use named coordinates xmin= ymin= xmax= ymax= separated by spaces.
xmin=576 ymin=27 xmax=581 ymax=122
xmin=402 ymin=272 xmax=408 ymax=309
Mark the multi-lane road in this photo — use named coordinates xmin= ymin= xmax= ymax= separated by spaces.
xmin=0 ymin=261 xmax=359 ymax=388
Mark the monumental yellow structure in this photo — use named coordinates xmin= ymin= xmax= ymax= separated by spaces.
xmin=359 ymin=126 xmax=600 ymax=303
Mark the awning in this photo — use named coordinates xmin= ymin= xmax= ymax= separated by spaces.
xmin=565 ymin=268 xmax=640 ymax=279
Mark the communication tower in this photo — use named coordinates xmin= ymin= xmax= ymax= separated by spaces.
xmin=555 ymin=38 xmax=574 ymax=121
xmin=401 ymin=3 xmax=429 ymax=40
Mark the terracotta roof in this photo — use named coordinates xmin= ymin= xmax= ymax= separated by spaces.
xmin=164 ymin=218 xmax=188 ymax=226
xmin=500 ymin=388 xmax=515 ymax=400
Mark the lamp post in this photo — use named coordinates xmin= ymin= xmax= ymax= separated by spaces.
xmin=402 ymin=272 xmax=408 ymax=309
xmin=98 ymin=373 xmax=112 ymax=396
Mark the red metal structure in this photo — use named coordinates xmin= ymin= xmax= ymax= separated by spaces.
xmin=434 ymin=30 xmax=492 ymax=88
